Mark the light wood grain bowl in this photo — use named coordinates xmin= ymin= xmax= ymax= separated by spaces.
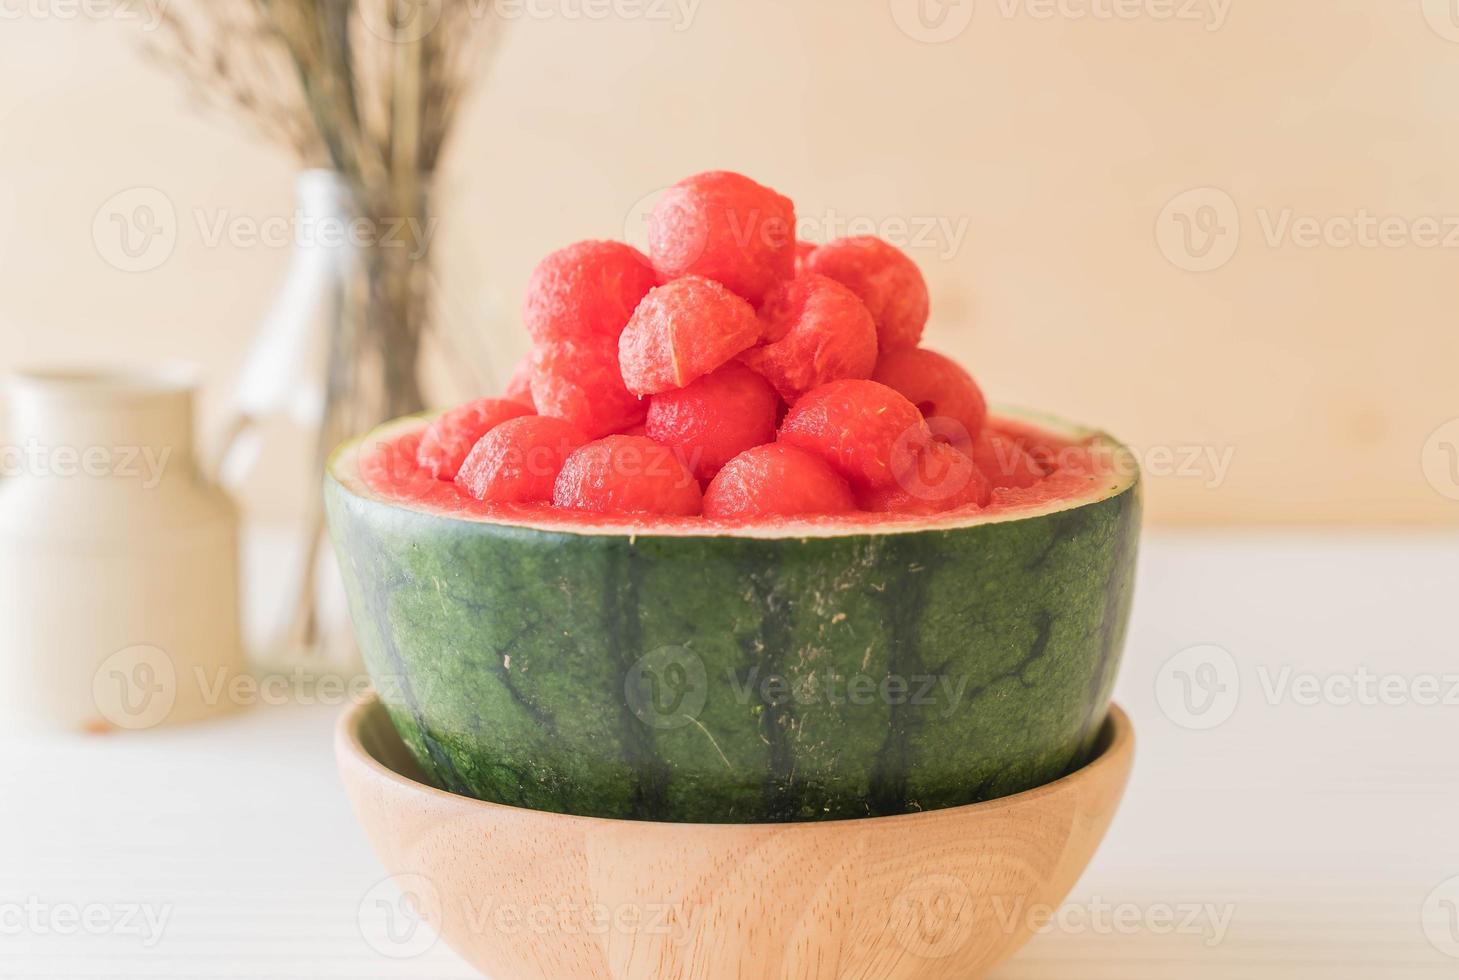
xmin=337 ymin=696 xmax=1134 ymax=980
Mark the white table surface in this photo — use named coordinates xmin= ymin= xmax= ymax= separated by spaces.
xmin=3 ymin=531 xmax=1457 ymax=978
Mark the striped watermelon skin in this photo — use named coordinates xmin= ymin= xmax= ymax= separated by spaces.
xmin=326 ymin=423 xmax=1140 ymax=824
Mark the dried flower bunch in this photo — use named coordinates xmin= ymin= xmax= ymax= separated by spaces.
xmin=149 ymin=0 xmax=502 ymax=416
xmin=152 ymin=0 xmax=495 ymax=179
xmin=146 ymin=1 xmax=503 ymax=659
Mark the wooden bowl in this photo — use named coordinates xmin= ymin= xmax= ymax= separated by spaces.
xmin=337 ymin=696 xmax=1133 ymax=979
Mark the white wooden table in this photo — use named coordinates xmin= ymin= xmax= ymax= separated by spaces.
xmin=3 ymin=532 xmax=1457 ymax=978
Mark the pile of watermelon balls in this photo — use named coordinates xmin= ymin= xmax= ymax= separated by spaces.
xmin=415 ymin=171 xmax=1048 ymax=521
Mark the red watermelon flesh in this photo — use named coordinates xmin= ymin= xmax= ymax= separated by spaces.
xmin=553 ymin=435 xmax=704 ymax=517
xmin=647 ymin=171 xmax=796 ymax=306
xmin=858 ymin=441 xmax=993 ymax=515
xmin=645 ymin=363 xmax=780 ymax=482
xmin=355 ymin=411 xmax=1119 ymax=532
xmin=778 ymin=379 xmax=932 ymax=491
xmin=618 ymin=276 xmax=761 ymax=396
xmin=740 ymin=274 xmax=879 ymax=403
xmin=793 ymin=240 xmax=817 ymax=277
xmin=872 ymin=348 xmax=988 ymax=447
xmin=364 ymin=174 xmax=1115 ymax=527
xmin=504 ymin=355 xmax=536 ymax=410
xmin=967 ymin=430 xmax=1047 ymax=490
xmin=703 ymin=443 xmax=856 ymax=521
xmin=530 ymin=338 xmax=646 ymax=439
xmin=456 ymin=415 xmax=590 ymax=505
xmin=416 ymin=398 xmax=534 ymax=482
xmin=806 ymin=236 xmax=930 ymax=353
xmin=523 ymin=240 xmax=657 ymax=345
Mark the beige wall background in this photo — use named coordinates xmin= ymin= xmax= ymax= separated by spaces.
xmin=1 ymin=0 xmax=1457 ymax=527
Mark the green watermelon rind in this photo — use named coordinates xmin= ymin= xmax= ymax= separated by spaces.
xmin=325 ymin=409 xmax=1141 ymax=824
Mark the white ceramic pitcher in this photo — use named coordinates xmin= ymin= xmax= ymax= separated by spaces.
xmin=0 ymin=368 xmax=245 ymax=733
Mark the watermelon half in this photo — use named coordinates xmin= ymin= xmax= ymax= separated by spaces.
xmin=326 ymin=409 xmax=1141 ymax=823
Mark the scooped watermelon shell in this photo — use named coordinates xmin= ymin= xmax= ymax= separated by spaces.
xmin=326 ymin=407 xmax=1141 ymax=823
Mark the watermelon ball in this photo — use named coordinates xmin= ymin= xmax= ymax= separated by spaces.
xmin=740 ymin=273 xmax=878 ymax=402
xmin=872 ymin=348 xmax=988 ymax=446
xmin=456 ymin=415 xmax=590 ymax=505
xmin=805 ymin=236 xmax=930 ymax=352
xmin=531 ymin=338 xmax=647 ymax=439
xmin=647 ymin=171 xmax=796 ymax=305
xmin=523 ymin=240 xmax=658 ymax=345
xmin=645 ymin=363 xmax=780 ymax=482
xmin=859 ymin=441 xmax=992 ymax=515
xmin=504 ymin=354 xmax=536 ymax=410
xmin=967 ymin=430 xmax=1047 ymax=489
xmin=618 ymin=275 xmax=761 ymax=396
xmin=794 ymin=240 xmax=817 ymax=276
xmin=416 ymin=397 xmax=534 ymax=481
xmin=553 ymin=435 xmax=703 ymax=517
xmin=703 ymin=443 xmax=857 ymax=521
xmin=778 ymin=379 xmax=932 ymax=490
